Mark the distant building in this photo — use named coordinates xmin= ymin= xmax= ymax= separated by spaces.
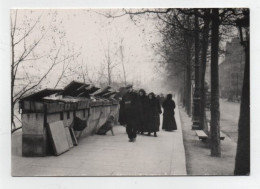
xmin=219 ymin=37 xmax=245 ymax=100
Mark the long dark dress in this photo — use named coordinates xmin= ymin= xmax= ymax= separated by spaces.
xmin=162 ymin=99 xmax=177 ymax=131
xmin=146 ymin=97 xmax=162 ymax=132
xmin=139 ymin=95 xmax=149 ymax=132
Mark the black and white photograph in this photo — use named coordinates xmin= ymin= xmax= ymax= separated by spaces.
xmin=9 ymin=8 xmax=250 ymax=177
xmin=1 ymin=0 xmax=260 ymax=188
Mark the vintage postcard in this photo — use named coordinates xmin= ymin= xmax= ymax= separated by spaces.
xmin=10 ymin=8 xmax=250 ymax=178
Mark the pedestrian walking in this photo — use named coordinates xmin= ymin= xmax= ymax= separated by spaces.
xmin=138 ymin=89 xmax=148 ymax=135
xmin=147 ymin=92 xmax=162 ymax=137
xmin=162 ymin=94 xmax=177 ymax=131
xmin=120 ymin=84 xmax=142 ymax=142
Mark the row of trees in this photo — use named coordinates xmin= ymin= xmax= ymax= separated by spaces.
xmin=11 ymin=8 xmax=249 ymax=175
xmin=155 ymin=8 xmax=249 ymax=175
xmin=112 ymin=8 xmax=249 ymax=175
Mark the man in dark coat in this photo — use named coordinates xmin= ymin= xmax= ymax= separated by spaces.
xmin=162 ymin=94 xmax=177 ymax=131
xmin=120 ymin=85 xmax=142 ymax=142
xmin=119 ymin=99 xmax=126 ymax=125
xmin=147 ymin=92 xmax=162 ymax=137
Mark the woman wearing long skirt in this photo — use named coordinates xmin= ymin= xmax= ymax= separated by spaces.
xmin=147 ymin=92 xmax=162 ymax=137
xmin=162 ymin=94 xmax=177 ymax=131
xmin=138 ymin=89 xmax=148 ymax=134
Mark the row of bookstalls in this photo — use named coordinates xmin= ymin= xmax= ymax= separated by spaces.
xmin=19 ymin=81 xmax=120 ymax=157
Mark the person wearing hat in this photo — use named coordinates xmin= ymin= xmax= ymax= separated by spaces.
xmin=120 ymin=84 xmax=142 ymax=142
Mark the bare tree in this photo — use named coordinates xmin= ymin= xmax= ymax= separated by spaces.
xmin=100 ymin=40 xmax=119 ymax=85
xmin=199 ymin=9 xmax=211 ymax=132
xmin=53 ymin=44 xmax=82 ymax=88
xmin=119 ymin=38 xmax=127 ymax=86
xmin=10 ymin=10 xmax=74 ymax=132
xmin=234 ymin=9 xmax=250 ymax=175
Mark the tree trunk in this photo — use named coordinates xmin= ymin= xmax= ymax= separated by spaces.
xmin=11 ymin=34 xmax=15 ymax=131
xmin=184 ymin=31 xmax=192 ymax=117
xmin=234 ymin=41 xmax=250 ymax=175
xmin=186 ymin=52 xmax=192 ymax=117
xmin=192 ymin=14 xmax=200 ymax=129
xmin=200 ymin=15 xmax=210 ymax=131
xmin=210 ymin=8 xmax=221 ymax=157
xmin=120 ymin=45 xmax=127 ymax=86
xmin=107 ymin=57 xmax=111 ymax=85
xmin=183 ymin=70 xmax=186 ymax=107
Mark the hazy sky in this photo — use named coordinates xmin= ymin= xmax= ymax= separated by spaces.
xmin=13 ymin=9 xmax=168 ymax=94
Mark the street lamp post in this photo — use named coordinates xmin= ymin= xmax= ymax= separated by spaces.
xmin=234 ymin=9 xmax=250 ymax=175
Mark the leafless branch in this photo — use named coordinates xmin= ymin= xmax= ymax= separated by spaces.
xmin=13 ymin=13 xmax=43 ymax=46
xmin=94 ymin=8 xmax=171 ymax=19
xmin=11 ymin=10 xmax=18 ymax=38
xmin=13 ymin=26 xmax=49 ymax=67
xmin=13 ymin=45 xmax=62 ymax=103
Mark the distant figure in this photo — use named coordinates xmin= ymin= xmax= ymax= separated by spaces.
xmin=96 ymin=115 xmax=115 ymax=135
xmin=162 ymin=94 xmax=177 ymax=131
xmin=120 ymin=84 xmax=142 ymax=142
xmin=147 ymin=92 xmax=162 ymax=137
xmin=138 ymin=89 xmax=148 ymax=135
xmin=159 ymin=94 xmax=165 ymax=105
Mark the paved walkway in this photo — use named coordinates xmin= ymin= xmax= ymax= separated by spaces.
xmin=12 ymin=106 xmax=186 ymax=176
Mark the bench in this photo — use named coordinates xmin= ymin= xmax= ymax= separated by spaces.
xmin=195 ymin=130 xmax=225 ymax=141
xmin=219 ymin=132 xmax=225 ymax=140
xmin=195 ymin=130 xmax=208 ymax=141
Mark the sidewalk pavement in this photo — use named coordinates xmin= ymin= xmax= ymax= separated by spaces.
xmin=179 ymin=106 xmax=237 ymax=175
xmin=12 ymin=106 xmax=187 ymax=176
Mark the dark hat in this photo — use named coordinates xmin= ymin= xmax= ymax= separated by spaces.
xmin=139 ymin=89 xmax=146 ymax=95
xmin=167 ymin=94 xmax=172 ymax=99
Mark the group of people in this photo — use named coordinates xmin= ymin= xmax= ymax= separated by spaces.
xmin=119 ymin=84 xmax=177 ymax=142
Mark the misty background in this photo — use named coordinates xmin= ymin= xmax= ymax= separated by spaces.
xmin=12 ymin=9 xmax=173 ymax=95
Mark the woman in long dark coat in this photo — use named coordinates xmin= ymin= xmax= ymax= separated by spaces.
xmin=162 ymin=94 xmax=177 ymax=131
xmin=147 ymin=92 xmax=162 ymax=137
xmin=138 ymin=89 xmax=148 ymax=135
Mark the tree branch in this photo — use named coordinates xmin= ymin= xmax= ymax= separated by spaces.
xmin=11 ymin=10 xmax=18 ymax=38
xmin=95 ymin=8 xmax=172 ymax=19
xmin=14 ymin=45 xmax=62 ymax=102
xmin=13 ymin=13 xmax=43 ymax=46
xmin=13 ymin=26 xmax=49 ymax=67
